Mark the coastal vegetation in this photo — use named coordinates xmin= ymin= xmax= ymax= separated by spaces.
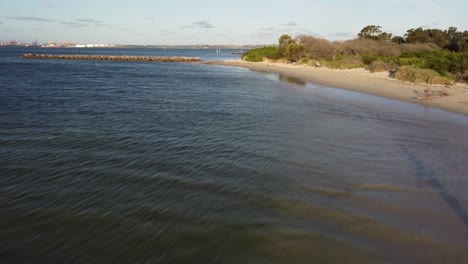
xmin=242 ymin=26 xmax=468 ymax=84
xmin=242 ymin=46 xmax=280 ymax=62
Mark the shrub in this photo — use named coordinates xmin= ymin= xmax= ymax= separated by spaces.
xmin=285 ymin=43 xmax=306 ymax=62
xmin=322 ymin=56 xmax=365 ymax=69
xmin=366 ymin=60 xmax=398 ymax=73
xmin=455 ymin=70 xmax=468 ymax=83
xmin=395 ymin=57 xmax=425 ymax=67
xmin=394 ymin=50 xmax=468 ymax=76
xmin=242 ymin=46 xmax=280 ymax=62
xmin=394 ymin=66 xmax=452 ymax=85
xmin=362 ymin=55 xmax=381 ymax=65
xmin=340 ymin=38 xmax=401 ymax=57
xmin=297 ymin=35 xmax=341 ymax=60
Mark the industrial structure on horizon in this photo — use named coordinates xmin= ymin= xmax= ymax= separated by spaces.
xmin=0 ymin=39 xmax=264 ymax=49
xmin=0 ymin=39 xmax=116 ymax=48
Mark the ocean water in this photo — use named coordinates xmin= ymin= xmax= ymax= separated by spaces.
xmin=1 ymin=47 xmax=468 ymax=263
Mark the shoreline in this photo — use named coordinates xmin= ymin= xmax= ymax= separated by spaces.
xmin=202 ymin=60 xmax=468 ymax=116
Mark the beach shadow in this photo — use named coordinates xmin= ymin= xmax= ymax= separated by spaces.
xmin=400 ymin=144 xmax=468 ymax=228
xmin=278 ymin=75 xmax=306 ymax=86
xmin=388 ymin=70 xmax=397 ymax=78
xmin=256 ymin=71 xmax=306 ymax=87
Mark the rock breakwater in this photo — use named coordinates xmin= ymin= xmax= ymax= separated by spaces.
xmin=21 ymin=54 xmax=201 ymax=62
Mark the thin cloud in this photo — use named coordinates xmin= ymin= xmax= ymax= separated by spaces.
xmin=5 ymin=16 xmax=57 ymax=22
xmin=421 ymin=22 xmax=441 ymax=28
xmin=119 ymin=28 xmax=136 ymax=32
xmin=298 ymin=28 xmax=313 ymax=33
xmin=44 ymin=3 xmax=58 ymax=8
xmin=61 ymin=21 xmax=87 ymax=28
xmin=310 ymin=33 xmax=324 ymax=38
xmin=75 ymin=18 xmax=102 ymax=23
xmin=0 ymin=21 xmax=3 ymax=24
xmin=410 ymin=0 xmax=440 ymax=8
xmin=58 ymin=19 xmax=108 ymax=28
xmin=184 ymin=21 xmax=214 ymax=29
xmin=387 ymin=0 xmax=441 ymax=10
xmin=282 ymin=22 xmax=297 ymax=27
xmin=145 ymin=16 xmax=155 ymax=21
xmin=333 ymin=32 xmax=354 ymax=37
xmin=257 ymin=31 xmax=278 ymax=37
xmin=93 ymin=23 xmax=108 ymax=28
xmin=193 ymin=21 xmax=214 ymax=28
xmin=161 ymin=29 xmax=176 ymax=35
xmin=260 ymin=27 xmax=275 ymax=31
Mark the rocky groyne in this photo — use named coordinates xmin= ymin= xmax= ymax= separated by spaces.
xmin=21 ymin=54 xmax=201 ymax=62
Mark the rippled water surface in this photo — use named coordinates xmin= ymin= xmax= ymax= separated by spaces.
xmin=1 ymin=48 xmax=468 ymax=263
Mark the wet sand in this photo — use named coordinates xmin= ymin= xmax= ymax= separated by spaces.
xmin=203 ymin=60 xmax=468 ymax=116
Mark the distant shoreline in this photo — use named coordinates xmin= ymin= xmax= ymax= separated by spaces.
xmin=0 ymin=45 xmax=258 ymax=50
xmin=203 ymin=60 xmax=468 ymax=116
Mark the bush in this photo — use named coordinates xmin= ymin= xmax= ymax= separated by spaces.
xmin=341 ymin=38 xmax=401 ymax=57
xmin=242 ymin=46 xmax=280 ymax=62
xmin=456 ymin=70 xmax=468 ymax=83
xmin=297 ymin=35 xmax=341 ymax=60
xmin=322 ymin=56 xmax=365 ymax=69
xmin=366 ymin=60 xmax=398 ymax=73
xmin=394 ymin=66 xmax=452 ymax=85
xmin=394 ymin=50 xmax=468 ymax=76
xmin=285 ymin=43 xmax=306 ymax=62
xmin=362 ymin=55 xmax=381 ymax=65
xmin=395 ymin=57 xmax=425 ymax=68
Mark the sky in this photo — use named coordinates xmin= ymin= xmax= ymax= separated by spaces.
xmin=0 ymin=0 xmax=467 ymax=45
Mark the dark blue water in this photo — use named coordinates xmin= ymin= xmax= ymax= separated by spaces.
xmin=1 ymin=47 xmax=468 ymax=263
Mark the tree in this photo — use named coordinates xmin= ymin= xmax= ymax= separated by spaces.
xmin=405 ymin=27 xmax=431 ymax=43
xmin=358 ymin=25 xmax=393 ymax=41
xmin=278 ymin=34 xmax=294 ymax=57
xmin=444 ymin=27 xmax=463 ymax=52
xmin=378 ymin=32 xmax=393 ymax=41
xmin=358 ymin=25 xmax=383 ymax=40
xmin=285 ymin=43 xmax=306 ymax=62
xmin=427 ymin=29 xmax=449 ymax=47
xmin=391 ymin=36 xmax=406 ymax=44
xmin=459 ymin=31 xmax=468 ymax=52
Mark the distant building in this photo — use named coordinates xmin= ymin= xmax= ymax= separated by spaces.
xmin=74 ymin=43 xmax=116 ymax=48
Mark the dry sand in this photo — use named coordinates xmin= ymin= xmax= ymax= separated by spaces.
xmin=203 ymin=60 xmax=468 ymax=116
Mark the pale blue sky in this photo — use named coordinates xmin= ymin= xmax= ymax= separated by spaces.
xmin=1 ymin=0 xmax=467 ymax=45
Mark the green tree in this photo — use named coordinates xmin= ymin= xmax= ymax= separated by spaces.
xmin=358 ymin=25 xmax=383 ymax=40
xmin=358 ymin=25 xmax=393 ymax=41
xmin=459 ymin=31 xmax=468 ymax=52
xmin=285 ymin=43 xmax=306 ymax=62
xmin=278 ymin=34 xmax=295 ymax=57
xmin=427 ymin=29 xmax=449 ymax=47
xmin=378 ymin=32 xmax=393 ymax=41
xmin=444 ymin=27 xmax=463 ymax=52
xmin=405 ymin=27 xmax=431 ymax=43
xmin=391 ymin=36 xmax=406 ymax=44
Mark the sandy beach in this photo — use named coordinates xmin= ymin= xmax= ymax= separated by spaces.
xmin=203 ymin=60 xmax=468 ymax=116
